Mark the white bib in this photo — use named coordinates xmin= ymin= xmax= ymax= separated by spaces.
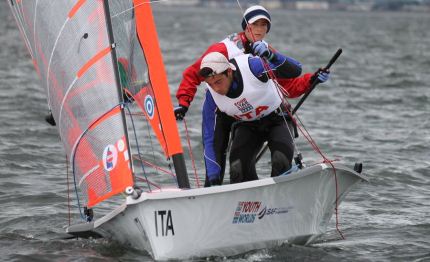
xmin=220 ymin=33 xmax=245 ymax=59
xmin=207 ymin=54 xmax=282 ymax=121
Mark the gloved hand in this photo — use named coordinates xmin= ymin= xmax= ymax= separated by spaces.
xmin=251 ymin=40 xmax=274 ymax=60
xmin=311 ymin=68 xmax=330 ymax=84
xmin=174 ymin=105 xmax=188 ymax=120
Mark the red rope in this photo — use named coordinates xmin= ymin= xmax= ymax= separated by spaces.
xmin=237 ymin=2 xmax=344 ymax=238
xmin=288 ymin=112 xmax=344 ymax=239
xmin=136 ymin=177 xmax=162 ymax=189
xmin=330 ymin=161 xmax=345 ymax=239
xmin=66 ymin=154 xmax=71 ymax=226
xmin=132 ymin=155 xmax=176 ymax=177
xmin=183 ymin=119 xmax=201 ymax=188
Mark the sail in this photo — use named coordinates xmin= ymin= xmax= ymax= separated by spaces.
xmin=109 ymin=0 xmax=184 ymax=159
xmin=108 ymin=0 xmax=190 ymax=188
xmin=8 ymin=0 xmax=134 ymax=207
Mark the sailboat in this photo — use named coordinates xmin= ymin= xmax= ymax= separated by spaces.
xmin=8 ymin=0 xmax=367 ymax=260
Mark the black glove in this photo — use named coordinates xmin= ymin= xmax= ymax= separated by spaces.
xmin=174 ymin=105 xmax=188 ymax=120
xmin=45 ymin=111 xmax=56 ymax=126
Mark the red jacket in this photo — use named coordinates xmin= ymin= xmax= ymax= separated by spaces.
xmin=176 ymin=32 xmax=312 ymax=108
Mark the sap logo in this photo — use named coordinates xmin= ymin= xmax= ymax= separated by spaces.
xmin=258 ymin=206 xmax=291 ymax=219
xmin=154 ymin=210 xmax=174 ymax=237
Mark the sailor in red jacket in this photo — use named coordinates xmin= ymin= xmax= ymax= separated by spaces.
xmin=174 ymin=5 xmax=329 ymax=186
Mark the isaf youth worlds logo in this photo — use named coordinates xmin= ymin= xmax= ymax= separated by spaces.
xmin=232 ymin=201 xmax=292 ymax=224
xmin=232 ymin=201 xmax=262 ymax=224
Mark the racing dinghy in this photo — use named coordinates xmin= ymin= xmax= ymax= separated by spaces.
xmin=69 ymin=162 xmax=366 ymax=260
xmin=8 ymin=0 xmax=367 ymax=260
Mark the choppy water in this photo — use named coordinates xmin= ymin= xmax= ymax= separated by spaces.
xmin=1 ymin=2 xmax=429 ymax=261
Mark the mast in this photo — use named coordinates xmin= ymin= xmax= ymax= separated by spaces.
xmin=172 ymin=154 xmax=190 ymax=189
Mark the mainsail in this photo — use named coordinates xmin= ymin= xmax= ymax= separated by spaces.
xmin=8 ymin=0 xmax=134 ymax=207
xmin=8 ymin=0 xmax=190 ymax=211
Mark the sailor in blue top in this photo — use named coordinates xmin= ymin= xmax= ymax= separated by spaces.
xmin=200 ymin=43 xmax=302 ymax=185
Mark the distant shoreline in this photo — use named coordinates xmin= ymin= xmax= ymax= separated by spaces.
xmin=156 ymin=1 xmax=430 ymax=13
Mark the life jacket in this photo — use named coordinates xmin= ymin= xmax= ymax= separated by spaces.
xmin=207 ymin=54 xmax=282 ymax=121
xmin=220 ymin=33 xmax=249 ymax=59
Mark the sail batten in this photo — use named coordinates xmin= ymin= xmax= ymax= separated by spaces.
xmin=77 ymin=46 xmax=112 ymax=78
xmin=69 ymin=0 xmax=86 ymax=18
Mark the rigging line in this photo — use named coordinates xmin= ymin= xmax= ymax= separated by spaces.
xmin=116 ymin=0 xmax=178 ymax=163
xmin=183 ymin=119 xmax=201 ymax=188
xmin=237 ymin=0 xmax=281 ymax=87
xmin=19 ymin=0 xmax=33 ymax=54
xmin=236 ymin=2 xmax=330 ymax=159
xmin=70 ymin=151 xmax=86 ymax=221
xmin=146 ymin=121 xmax=164 ymax=178
xmin=293 ymin=113 xmax=344 ymax=238
xmin=327 ymin=160 xmax=344 ymax=239
xmin=136 ymin=177 xmax=161 ymax=189
xmin=131 ymin=24 xmax=173 ymax=162
xmin=66 ymin=154 xmax=71 ymax=226
xmin=132 ymin=155 xmax=176 ymax=177
xmin=236 ymin=0 xmax=295 ymax=96
xmin=141 ymin=99 xmax=161 ymax=179
xmin=10 ymin=1 xmax=34 ymax=60
xmin=295 ymin=117 xmax=324 ymax=157
xmin=238 ymin=0 xmax=343 ymax=239
xmin=69 ymin=103 xmax=140 ymax=220
xmin=125 ymin=104 xmax=153 ymax=191
xmin=123 ymin=90 xmax=160 ymax=182
xmin=236 ymin=0 xmax=301 ymax=155
xmin=273 ymin=82 xmax=302 ymax=154
xmin=110 ymin=0 xmax=170 ymax=18
xmin=127 ymin=106 xmax=163 ymax=182
xmin=235 ymin=0 xmax=291 ymax=104
xmin=32 ymin=0 xmax=39 ymax=61
xmin=69 ymin=103 xmax=122 ymax=175
xmin=295 ymin=114 xmax=326 ymax=157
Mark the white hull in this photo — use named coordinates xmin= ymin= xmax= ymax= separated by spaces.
xmin=67 ymin=163 xmax=367 ymax=260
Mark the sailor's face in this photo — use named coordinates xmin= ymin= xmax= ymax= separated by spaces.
xmin=245 ymin=19 xmax=269 ymax=42
xmin=205 ymin=71 xmax=232 ymax=96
